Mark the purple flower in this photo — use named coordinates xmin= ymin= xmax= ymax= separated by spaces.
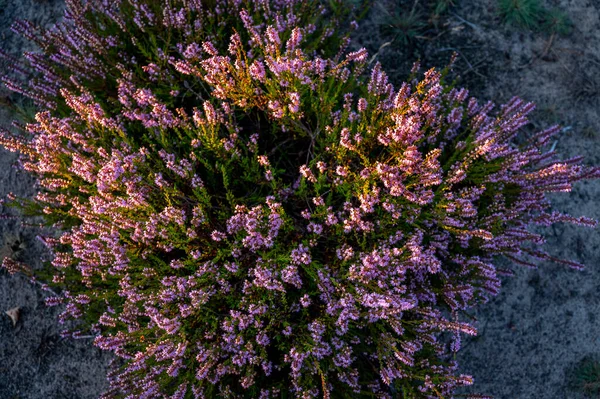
xmin=210 ymin=230 xmax=226 ymax=242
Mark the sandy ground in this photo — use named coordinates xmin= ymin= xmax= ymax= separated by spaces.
xmin=0 ymin=0 xmax=599 ymax=398
xmin=0 ymin=0 xmax=111 ymax=398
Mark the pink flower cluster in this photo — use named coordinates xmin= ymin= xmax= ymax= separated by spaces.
xmin=1 ymin=0 xmax=598 ymax=398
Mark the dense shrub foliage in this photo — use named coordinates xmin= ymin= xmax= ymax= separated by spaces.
xmin=0 ymin=0 xmax=597 ymax=398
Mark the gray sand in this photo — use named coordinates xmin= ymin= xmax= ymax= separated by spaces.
xmin=0 ymin=1 xmax=110 ymax=398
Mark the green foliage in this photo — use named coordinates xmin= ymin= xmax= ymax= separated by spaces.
xmin=570 ymin=356 xmax=600 ymax=396
xmin=540 ymin=8 xmax=572 ymax=36
xmin=377 ymin=0 xmax=457 ymax=48
xmin=10 ymin=97 xmax=39 ymax=124
xmin=432 ymin=0 xmax=455 ymax=16
xmin=379 ymin=3 xmax=426 ymax=45
xmin=498 ymin=0 xmax=543 ymax=30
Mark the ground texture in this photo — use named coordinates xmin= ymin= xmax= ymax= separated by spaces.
xmin=0 ymin=1 xmax=111 ymax=398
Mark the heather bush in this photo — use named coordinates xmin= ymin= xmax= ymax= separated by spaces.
xmin=1 ymin=0 xmax=598 ymax=398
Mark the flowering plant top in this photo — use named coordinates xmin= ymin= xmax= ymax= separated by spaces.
xmin=0 ymin=0 xmax=597 ymax=398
